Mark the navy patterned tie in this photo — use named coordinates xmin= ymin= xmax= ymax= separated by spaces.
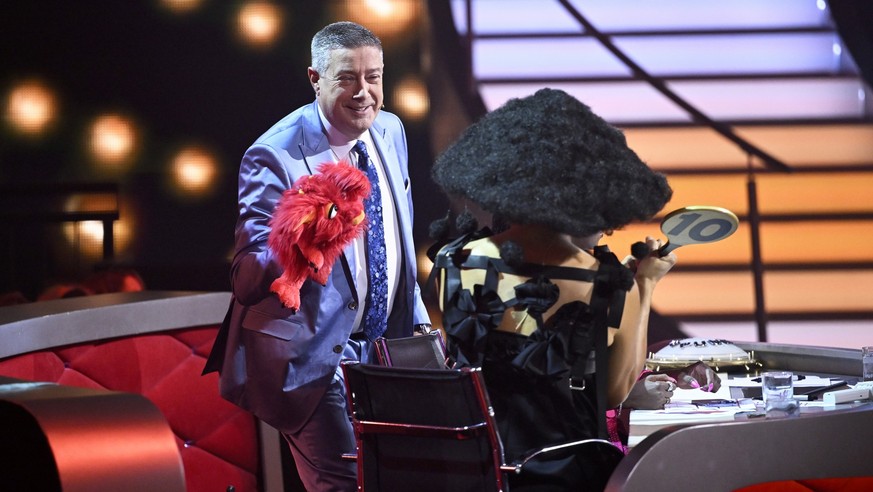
xmin=353 ymin=140 xmax=388 ymax=340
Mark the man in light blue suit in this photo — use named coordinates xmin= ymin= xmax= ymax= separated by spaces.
xmin=204 ymin=21 xmax=430 ymax=491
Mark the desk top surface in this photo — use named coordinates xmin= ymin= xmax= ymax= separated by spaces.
xmin=629 ymin=369 xmax=867 ymax=448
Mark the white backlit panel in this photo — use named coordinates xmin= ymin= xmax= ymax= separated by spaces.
xmin=450 ymin=0 xmax=583 ymax=34
xmin=479 ymin=82 xmax=692 ymax=122
xmin=480 ymin=79 xmax=866 ymax=123
xmin=475 ymin=33 xmax=845 ymax=79
xmin=614 ymin=33 xmax=844 ymax=75
xmin=473 ymin=38 xmax=630 ymax=78
xmin=565 ymin=0 xmax=831 ymax=32
xmin=451 ymin=0 xmax=830 ymax=34
xmin=670 ymin=78 xmax=867 ymax=120
xmin=458 ymin=0 xmax=864 ymax=124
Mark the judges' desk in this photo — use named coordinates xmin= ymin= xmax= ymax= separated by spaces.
xmin=607 ymin=342 xmax=873 ymax=492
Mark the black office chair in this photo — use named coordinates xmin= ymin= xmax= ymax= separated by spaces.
xmin=340 ymin=361 xmax=622 ymax=492
xmin=373 ymin=331 xmax=450 ymax=369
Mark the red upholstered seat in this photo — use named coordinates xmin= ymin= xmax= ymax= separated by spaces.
xmin=0 ymin=326 xmax=259 ymax=492
xmin=735 ymin=478 xmax=873 ymax=492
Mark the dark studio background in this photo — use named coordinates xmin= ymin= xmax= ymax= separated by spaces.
xmin=0 ymin=1 xmax=447 ymax=300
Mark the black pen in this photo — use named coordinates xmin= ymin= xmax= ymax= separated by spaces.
xmin=795 ymin=381 xmax=849 ymax=401
xmin=751 ymin=374 xmax=806 ymax=383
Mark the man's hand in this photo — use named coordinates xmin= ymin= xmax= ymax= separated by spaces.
xmin=413 ymin=323 xmax=432 ymax=336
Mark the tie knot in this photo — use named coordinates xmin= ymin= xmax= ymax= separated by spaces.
xmin=353 ymin=140 xmax=369 ymax=169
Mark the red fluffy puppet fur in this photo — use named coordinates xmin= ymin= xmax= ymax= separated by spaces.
xmin=268 ymin=161 xmax=370 ymax=310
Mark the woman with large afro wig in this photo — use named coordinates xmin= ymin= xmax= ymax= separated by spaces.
xmin=429 ymin=88 xmax=676 ymax=491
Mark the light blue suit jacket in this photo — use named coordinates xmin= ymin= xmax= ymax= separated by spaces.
xmin=206 ymin=100 xmax=429 ymax=433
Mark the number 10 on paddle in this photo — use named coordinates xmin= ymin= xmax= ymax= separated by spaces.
xmin=658 ymin=206 xmax=739 ymax=256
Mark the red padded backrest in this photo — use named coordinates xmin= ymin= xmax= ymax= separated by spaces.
xmin=0 ymin=326 xmax=259 ymax=492
xmin=735 ymin=478 xmax=873 ymax=492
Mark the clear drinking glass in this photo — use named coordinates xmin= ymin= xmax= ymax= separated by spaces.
xmin=862 ymin=346 xmax=873 ymax=381
xmin=762 ymin=371 xmax=797 ymax=413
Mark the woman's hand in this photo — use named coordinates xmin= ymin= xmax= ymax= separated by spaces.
xmin=622 ymin=373 xmax=677 ymax=410
xmin=632 ymin=236 xmax=677 ymax=287
xmin=668 ymin=361 xmax=722 ymax=393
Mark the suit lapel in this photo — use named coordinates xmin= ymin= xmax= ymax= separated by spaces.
xmin=299 ymin=100 xmax=335 ymax=173
xmin=368 ymin=123 xmax=410 ymax=228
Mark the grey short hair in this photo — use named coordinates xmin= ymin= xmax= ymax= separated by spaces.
xmin=311 ymin=21 xmax=383 ymax=74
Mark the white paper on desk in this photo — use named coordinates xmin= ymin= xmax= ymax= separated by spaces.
xmin=630 ymin=399 xmax=756 ymax=426
xmin=658 ymin=403 xmax=731 ymax=415
xmin=668 ymin=399 xmax=756 ymax=413
xmin=728 ymin=375 xmax=839 ymax=388
xmin=630 ymin=407 xmax=737 ymax=425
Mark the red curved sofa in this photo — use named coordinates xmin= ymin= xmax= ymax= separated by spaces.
xmin=0 ymin=291 xmax=271 ymax=492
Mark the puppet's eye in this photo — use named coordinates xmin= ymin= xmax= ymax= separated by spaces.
xmin=326 ymin=203 xmax=338 ymax=219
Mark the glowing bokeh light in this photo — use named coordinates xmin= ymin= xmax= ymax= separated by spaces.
xmin=392 ymin=76 xmax=429 ymax=120
xmin=170 ymin=146 xmax=218 ymax=197
xmin=88 ymin=113 xmax=138 ymax=169
xmin=160 ymin=0 xmax=203 ymax=14
xmin=364 ymin=0 xmax=397 ymax=17
xmin=5 ymin=79 xmax=57 ymax=136
xmin=236 ymin=1 xmax=283 ymax=48
xmin=335 ymin=0 xmax=419 ymax=37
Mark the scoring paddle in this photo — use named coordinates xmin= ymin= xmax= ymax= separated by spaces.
xmin=657 ymin=206 xmax=739 ymax=256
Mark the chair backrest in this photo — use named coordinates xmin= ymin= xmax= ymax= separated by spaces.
xmin=340 ymin=362 xmax=507 ymax=492
xmin=373 ymin=331 xmax=449 ymax=369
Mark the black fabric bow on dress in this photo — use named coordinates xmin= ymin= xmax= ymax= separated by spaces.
xmin=442 ymin=260 xmax=505 ymax=366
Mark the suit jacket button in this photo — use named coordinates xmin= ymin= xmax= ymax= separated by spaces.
xmin=333 ymin=345 xmax=343 ymax=354
xmin=348 ymin=301 xmax=358 ymax=310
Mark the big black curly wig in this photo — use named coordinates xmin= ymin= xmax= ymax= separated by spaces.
xmin=432 ymin=88 xmax=672 ymax=237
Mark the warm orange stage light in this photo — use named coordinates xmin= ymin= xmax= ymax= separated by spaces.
xmin=88 ymin=114 xmax=138 ymax=169
xmin=236 ymin=1 xmax=283 ymax=48
xmin=5 ymin=79 xmax=57 ymax=135
xmin=393 ymin=76 xmax=429 ymax=121
xmin=170 ymin=146 xmax=219 ymax=197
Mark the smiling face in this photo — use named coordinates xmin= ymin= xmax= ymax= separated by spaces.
xmin=309 ymin=46 xmax=384 ymax=140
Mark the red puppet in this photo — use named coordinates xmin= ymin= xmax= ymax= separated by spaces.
xmin=268 ymin=161 xmax=370 ymax=310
